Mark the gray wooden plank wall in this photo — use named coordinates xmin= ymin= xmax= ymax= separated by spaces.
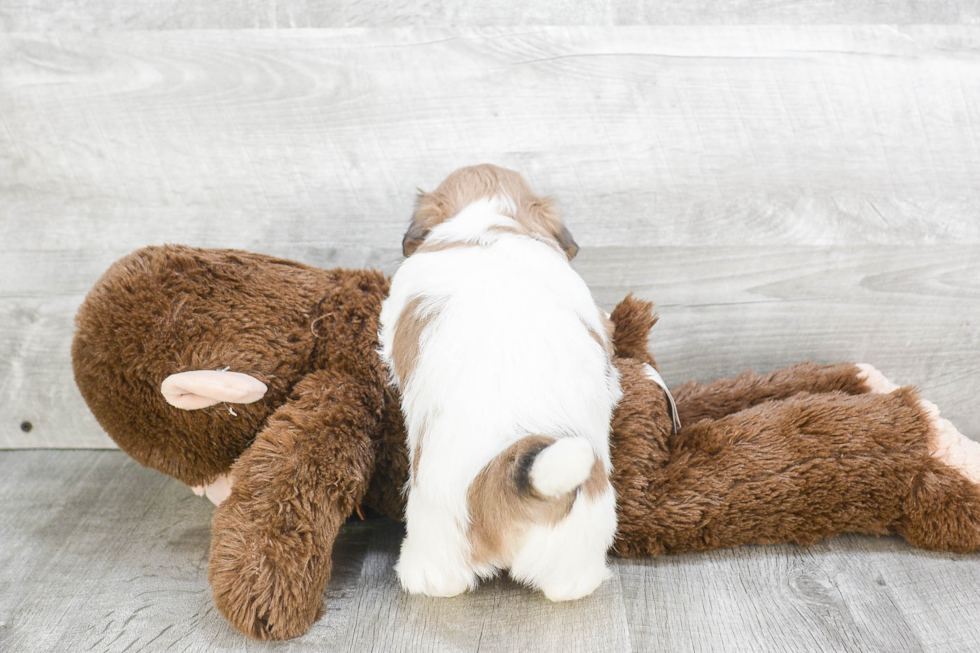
xmin=2 ymin=1 xmax=979 ymax=30
xmin=2 ymin=25 xmax=978 ymax=448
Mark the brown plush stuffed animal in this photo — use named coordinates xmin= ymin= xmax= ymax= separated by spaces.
xmin=72 ymin=244 xmax=980 ymax=641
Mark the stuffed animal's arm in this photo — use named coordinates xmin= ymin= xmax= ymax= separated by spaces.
xmin=605 ymin=294 xmax=891 ymax=425
xmin=670 ymin=361 xmax=880 ymax=425
xmin=207 ymin=368 xmax=381 ymax=641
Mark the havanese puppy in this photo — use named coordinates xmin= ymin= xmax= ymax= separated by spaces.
xmin=378 ymin=164 xmax=620 ymax=601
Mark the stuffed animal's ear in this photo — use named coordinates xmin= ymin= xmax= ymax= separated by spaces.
xmin=161 ymin=370 xmax=267 ymax=410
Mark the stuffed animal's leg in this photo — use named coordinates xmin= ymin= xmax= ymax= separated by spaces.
xmin=606 ymin=293 xmax=897 ymax=415
xmin=671 ymin=361 xmax=888 ymax=425
xmin=208 ymin=369 xmax=380 ymax=641
xmin=614 ymin=385 xmax=980 ymax=557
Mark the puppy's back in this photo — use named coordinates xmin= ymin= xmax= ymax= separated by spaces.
xmin=382 ymin=214 xmax=619 ymax=493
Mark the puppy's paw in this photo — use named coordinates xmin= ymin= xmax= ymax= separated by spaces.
xmin=530 ymin=437 xmax=595 ymax=498
xmin=538 ymin=564 xmax=611 ymax=602
xmin=856 ymin=364 xmax=900 ymax=394
xmin=922 ymin=397 xmax=980 ymax=485
xmin=396 ymin=541 xmax=474 ymax=598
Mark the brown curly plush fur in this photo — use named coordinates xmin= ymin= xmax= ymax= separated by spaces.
xmin=73 ymin=245 xmax=980 ymax=640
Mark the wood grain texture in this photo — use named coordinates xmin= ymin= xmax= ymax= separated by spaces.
xmin=2 ymin=28 xmax=979 ymax=250
xmin=2 ymin=0 xmax=979 ymax=31
xmin=620 ymin=537 xmax=980 ymax=652
xmin=2 ymin=27 xmax=979 ymax=448
xmin=2 ymin=449 xmax=980 ymax=652
xmin=3 ymin=245 xmax=978 ymax=449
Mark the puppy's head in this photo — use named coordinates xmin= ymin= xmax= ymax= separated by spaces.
xmin=403 ymin=164 xmax=578 ymax=259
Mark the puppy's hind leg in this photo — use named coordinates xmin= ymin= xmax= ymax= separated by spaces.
xmin=507 ymin=440 xmax=617 ymax=602
xmin=511 ymin=485 xmax=617 ymax=601
xmin=396 ymin=490 xmax=478 ymax=597
xmin=468 ymin=435 xmax=605 ymax=587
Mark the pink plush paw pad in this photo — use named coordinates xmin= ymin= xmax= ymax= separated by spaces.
xmin=921 ymin=398 xmax=980 ymax=485
xmin=856 ymin=364 xmax=900 ymax=394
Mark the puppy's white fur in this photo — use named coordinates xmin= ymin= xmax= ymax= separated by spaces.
xmin=379 ymin=197 xmax=620 ymax=600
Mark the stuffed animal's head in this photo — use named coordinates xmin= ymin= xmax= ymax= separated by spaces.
xmin=71 ymin=245 xmax=339 ymax=488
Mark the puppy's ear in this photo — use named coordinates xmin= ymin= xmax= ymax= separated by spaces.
xmin=524 ymin=196 xmax=579 ymax=260
xmin=403 ymin=190 xmax=441 ymax=257
xmin=555 ymin=225 xmax=579 ymax=260
xmin=402 ymin=223 xmax=427 ymax=257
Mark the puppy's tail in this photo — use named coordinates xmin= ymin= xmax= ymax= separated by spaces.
xmin=469 ymin=436 xmax=600 ymax=563
xmin=523 ymin=436 xmax=596 ymax=498
xmin=471 ymin=435 xmax=597 ymax=518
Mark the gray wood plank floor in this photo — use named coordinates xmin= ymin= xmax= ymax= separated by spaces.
xmin=3 ymin=449 xmax=980 ymax=652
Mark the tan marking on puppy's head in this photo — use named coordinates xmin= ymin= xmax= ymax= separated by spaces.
xmin=467 ymin=435 xmax=577 ymax=567
xmin=403 ymin=164 xmax=579 ymax=259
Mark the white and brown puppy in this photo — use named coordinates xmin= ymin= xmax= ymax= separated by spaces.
xmin=379 ymin=164 xmax=620 ymax=601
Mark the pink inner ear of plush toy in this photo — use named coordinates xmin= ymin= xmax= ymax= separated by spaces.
xmin=161 ymin=370 xmax=267 ymax=410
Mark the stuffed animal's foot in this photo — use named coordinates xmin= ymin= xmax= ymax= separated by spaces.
xmin=922 ymin=397 xmax=980 ymax=485
xmin=856 ymin=364 xmax=901 ymax=394
xmin=898 ymin=394 xmax=980 ymax=553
